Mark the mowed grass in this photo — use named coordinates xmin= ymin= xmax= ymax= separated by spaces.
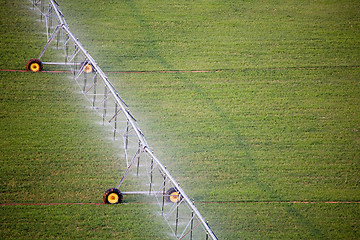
xmin=1 ymin=0 xmax=360 ymax=239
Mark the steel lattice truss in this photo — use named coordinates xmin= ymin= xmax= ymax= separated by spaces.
xmin=28 ymin=1 xmax=218 ymax=239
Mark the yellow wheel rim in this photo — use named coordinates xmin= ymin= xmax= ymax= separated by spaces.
xmin=84 ymin=64 xmax=93 ymax=73
xmin=170 ymin=192 xmax=180 ymax=203
xmin=108 ymin=193 xmax=119 ymax=204
xmin=30 ymin=63 xmax=40 ymax=72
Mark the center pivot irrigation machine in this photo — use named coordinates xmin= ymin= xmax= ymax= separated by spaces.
xmin=27 ymin=1 xmax=218 ymax=239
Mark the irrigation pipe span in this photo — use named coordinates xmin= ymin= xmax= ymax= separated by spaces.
xmin=27 ymin=0 xmax=218 ymax=239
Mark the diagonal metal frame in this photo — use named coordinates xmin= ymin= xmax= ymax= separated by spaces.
xmin=29 ymin=1 xmax=218 ymax=239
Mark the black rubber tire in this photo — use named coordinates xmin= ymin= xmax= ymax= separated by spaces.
xmin=81 ymin=61 xmax=94 ymax=73
xmin=166 ymin=187 xmax=182 ymax=203
xmin=103 ymin=188 xmax=123 ymax=204
xmin=26 ymin=58 xmax=43 ymax=72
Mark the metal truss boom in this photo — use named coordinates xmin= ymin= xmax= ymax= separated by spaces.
xmin=28 ymin=1 xmax=218 ymax=239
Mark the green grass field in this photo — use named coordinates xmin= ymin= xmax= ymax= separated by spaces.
xmin=1 ymin=0 xmax=360 ymax=239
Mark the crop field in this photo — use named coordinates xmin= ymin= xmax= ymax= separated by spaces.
xmin=1 ymin=0 xmax=360 ymax=239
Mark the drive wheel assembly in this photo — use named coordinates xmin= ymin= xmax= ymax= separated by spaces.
xmin=82 ymin=61 xmax=94 ymax=73
xmin=103 ymin=188 xmax=123 ymax=204
xmin=166 ymin=187 xmax=182 ymax=203
xmin=26 ymin=59 xmax=43 ymax=72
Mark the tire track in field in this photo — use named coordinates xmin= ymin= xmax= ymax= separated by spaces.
xmin=1 ymin=200 xmax=359 ymax=206
xmin=123 ymin=2 xmax=333 ymax=239
xmin=2 ymin=64 xmax=358 ymax=74
xmin=0 ymin=69 xmax=212 ymax=74
xmin=0 ymin=202 xmax=104 ymax=206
